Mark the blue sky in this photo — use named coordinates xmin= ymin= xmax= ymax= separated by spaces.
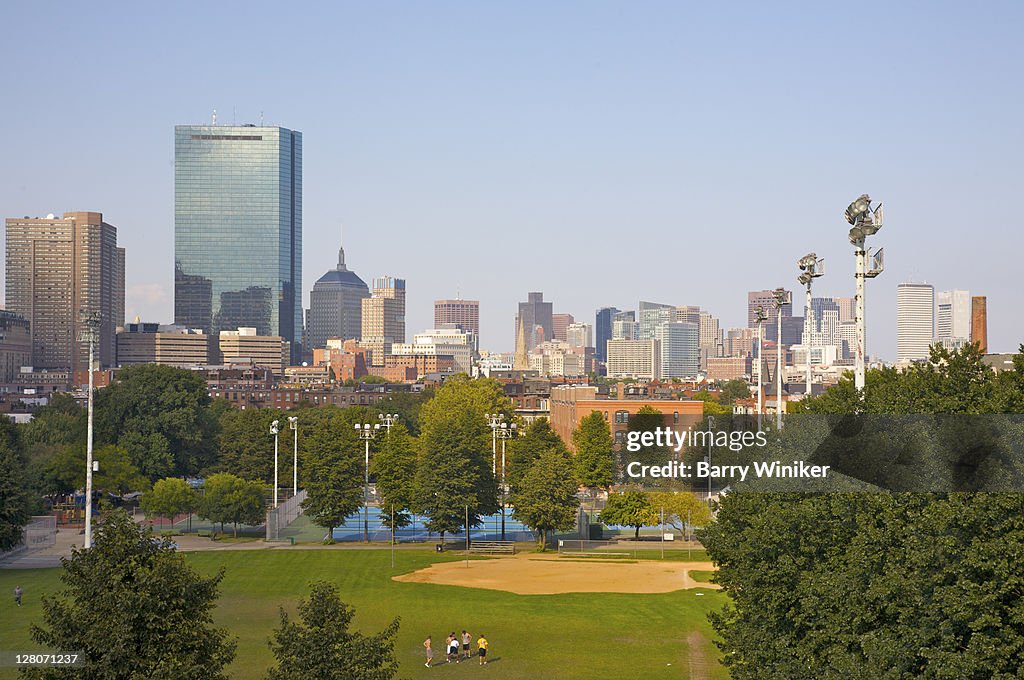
xmin=2 ymin=1 xmax=1021 ymax=357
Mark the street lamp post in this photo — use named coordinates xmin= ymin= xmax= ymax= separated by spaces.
xmin=287 ymin=416 xmax=298 ymax=496
xmin=844 ymin=194 xmax=885 ymax=394
xmin=355 ymin=423 xmax=380 ymax=543
xmin=496 ymin=422 xmax=516 ymax=541
xmin=772 ymin=288 xmax=787 ymax=430
xmin=485 ymin=413 xmax=501 ymax=476
xmin=270 ymin=420 xmax=280 ymax=508
xmin=755 ymin=307 xmax=768 ymax=430
xmin=797 ymin=254 xmax=825 ymax=400
xmin=79 ymin=310 xmax=101 ymax=549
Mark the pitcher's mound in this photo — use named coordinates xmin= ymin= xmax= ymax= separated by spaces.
xmin=393 ymin=554 xmax=720 ymax=595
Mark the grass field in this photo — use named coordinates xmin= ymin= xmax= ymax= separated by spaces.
xmin=0 ymin=549 xmax=728 ymax=679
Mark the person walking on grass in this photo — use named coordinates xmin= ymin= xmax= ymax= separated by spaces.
xmin=477 ymin=634 xmax=489 ymax=665
xmin=461 ymin=629 xmax=472 ymax=661
xmin=423 ymin=636 xmax=433 ymax=667
xmin=14 ymin=585 xmax=22 ymax=607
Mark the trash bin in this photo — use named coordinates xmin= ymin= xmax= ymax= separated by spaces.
xmin=435 ymin=544 xmax=444 ymax=553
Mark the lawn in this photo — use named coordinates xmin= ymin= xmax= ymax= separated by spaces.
xmin=0 ymin=548 xmax=728 ymax=679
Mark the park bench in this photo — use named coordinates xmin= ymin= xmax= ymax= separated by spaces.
xmin=468 ymin=541 xmax=516 ymax=555
xmin=563 ymin=551 xmax=630 ymax=558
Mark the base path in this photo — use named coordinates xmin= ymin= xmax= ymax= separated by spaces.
xmin=393 ymin=553 xmax=720 ymax=595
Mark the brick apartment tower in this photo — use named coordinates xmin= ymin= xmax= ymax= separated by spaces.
xmin=971 ymin=296 xmax=987 ymax=352
xmin=5 ymin=211 xmax=124 ymax=370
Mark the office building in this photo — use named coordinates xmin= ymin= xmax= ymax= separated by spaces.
xmin=638 ymin=301 xmax=674 ymax=340
xmin=972 ymin=296 xmax=988 ymax=352
xmin=0 ymin=312 xmax=32 ymax=382
xmin=361 ymin=276 xmax=406 ymax=366
xmin=566 ymin=322 xmax=592 ymax=349
xmin=219 ymin=327 xmax=289 ymax=376
xmin=897 ymin=283 xmax=935 ymax=362
xmin=606 ymin=338 xmax=660 ymax=380
xmin=515 ymin=292 xmax=552 ymax=353
xmin=392 ymin=324 xmax=475 ymax=374
xmin=552 ymin=313 xmax=574 ymax=342
xmin=174 ymin=124 xmax=302 ymax=361
xmin=594 ymin=307 xmax=620 ymax=362
xmin=5 ymin=211 xmax=124 ymax=370
xmin=611 ymin=310 xmax=638 ymax=341
xmin=116 ymin=321 xmax=209 ymax=366
xmin=434 ymin=298 xmax=480 ymax=350
xmin=654 ymin=322 xmax=699 ymax=379
xmin=936 ymin=290 xmax=971 ymax=342
xmin=306 ymin=243 xmax=369 ymax=352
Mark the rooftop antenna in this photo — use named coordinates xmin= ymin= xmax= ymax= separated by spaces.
xmin=212 ymin=109 xmax=217 ymax=125
xmin=232 ymin=106 xmax=236 ymax=125
xmin=260 ymin=111 xmax=264 ymax=126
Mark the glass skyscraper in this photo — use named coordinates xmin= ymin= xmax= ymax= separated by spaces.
xmin=174 ymin=124 xmax=302 ymax=361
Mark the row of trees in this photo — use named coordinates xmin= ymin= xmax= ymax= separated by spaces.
xmin=141 ymin=474 xmax=265 ymax=537
xmin=701 ymin=343 xmax=1024 ymax=677
xmin=25 ymin=509 xmax=399 ymax=680
xmin=599 ymin=488 xmax=713 ymax=539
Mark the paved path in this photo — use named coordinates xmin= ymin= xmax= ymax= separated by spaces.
xmin=0 ymin=528 xmax=84 ymax=569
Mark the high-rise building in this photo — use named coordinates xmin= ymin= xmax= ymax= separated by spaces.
xmin=638 ymin=301 xmax=674 ymax=340
xmin=936 ymin=290 xmax=971 ymax=342
xmin=306 ymin=243 xmax=369 ymax=352
xmin=972 ymin=296 xmax=988 ymax=352
xmin=515 ymin=292 xmax=552 ymax=353
xmin=174 ymin=124 xmax=302 ymax=362
xmin=655 ymin=322 xmax=699 ymax=378
xmin=747 ymin=289 xmax=792 ymax=327
xmin=5 ymin=211 xmax=124 ymax=370
xmin=725 ymin=327 xmax=756 ymax=358
xmin=834 ymin=297 xmax=855 ymax=323
xmin=392 ymin=324 xmax=475 ymax=375
xmin=606 ymin=338 xmax=661 ymax=380
xmin=611 ymin=310 xmax=637 ymax=341
xmin=566 ymin=322 xmax=592 ymax=349
xmin=361 ymin=276 xmax=406 ymax=366
xmin=0 ymin=311 xmax=32 ymax=382
xmin=594 ymin=307 xmax=620 ymax=362
xmin=552 ymin=313 xmax=574 ymax=342
xmin=697 ymin=311 xmax=723 ymax=369
xmin=434 ymin=298 xmax=480 ymax=350
xmin=897 ymin=283 xmax=935 ymax=362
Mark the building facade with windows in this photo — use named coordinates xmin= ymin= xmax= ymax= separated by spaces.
xmin=174 ymin=124 xmax=302 ymax=362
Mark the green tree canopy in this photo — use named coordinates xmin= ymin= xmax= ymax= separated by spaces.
xmin=198 ymin=472 xmax=266 ymax=537
xmin=142 ymin=477 xmax=199 ymax=527
xmin=599 ymin=489 xmax=659 ymax=539
xmin=412 ymin=376 xmax=509 ymax=539
xmin=717 ymin=378 xmax=752 ymax=405
xmin=505 ymin=418 xmax=564 ymax=491
xmin=94 ymin=364 xmax=218 ymax=480
xmin=266 ymin=581 xmax=400 ymax=680
xmin=572 ymin=411 xmax=616 ymax=489
xmin=26 ymin=509 xmax=235 ymax=679
xmin=371 ymin=421 xmax=417 ymax=530
xmin=0 ymin=417 xmax=29 ymax=551
xmin=40 ymin=444 xmax=149 ymax=497
xmin=702 ymin=343 xmax=1024 ymax=677
xmin=299 ymin=406 xmax=370 ymax=537
xmin=214 ymin=407 xmax=286 ymax=484
xmin=624 ymin=406 xmax=671 ymax=471
xmin=646 ymin=491 xmax=712 ymax=535
xmin=511 ymin=447 xmax=580 ymax=550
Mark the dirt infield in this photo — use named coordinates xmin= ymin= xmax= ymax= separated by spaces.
xmin=393 ymin=553 xmax=720 ymax=595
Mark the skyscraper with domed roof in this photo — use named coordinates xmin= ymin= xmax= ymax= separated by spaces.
xmin=305 ymin=243 xmax=369 ymax=352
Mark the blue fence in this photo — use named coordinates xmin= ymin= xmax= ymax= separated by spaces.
xmin=331 ymin=507 xmax=535 ymax=543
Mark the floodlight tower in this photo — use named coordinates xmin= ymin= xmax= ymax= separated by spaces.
xmin=772 ymin=288 xmax=788 ymax=429
xmin=495 ymin=421 xmax=516 ymax=540
xmin=355 ymin=422 xmax=380 ymax=542
xmin=797 ymin=254 xmax=825 ymax=398
xmin=287 ymin=416 xmax=298 ymax=496
xmin=754 ymin=307 xmax=768 ymax=430
xmin=79 ymin=310 xmax=101 ymax=549
xmin=844 ymin=195 xmax=885 ymax=394
xmin=270 ymin=420 xmax=280 ymax=507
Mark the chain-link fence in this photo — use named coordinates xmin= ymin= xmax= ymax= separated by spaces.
xmin=266 ymin=490 xmax=307 ymax=541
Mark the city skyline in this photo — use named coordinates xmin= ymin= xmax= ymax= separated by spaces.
xmin=1 ymin=3 xmax=1021 ymax=358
